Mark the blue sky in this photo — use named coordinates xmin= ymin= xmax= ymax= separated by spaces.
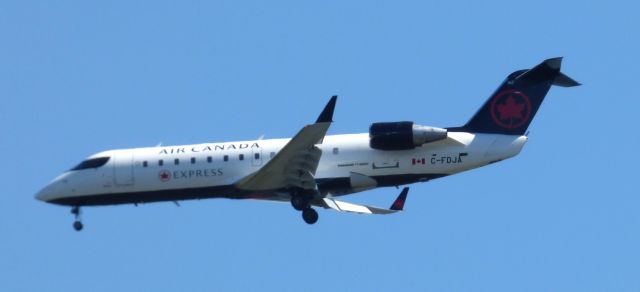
xmin=1 ymin=1 xmax=639 ymax=291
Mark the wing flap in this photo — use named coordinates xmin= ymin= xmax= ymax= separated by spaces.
xmin=320 ymin=187 xmax=409 ymax=215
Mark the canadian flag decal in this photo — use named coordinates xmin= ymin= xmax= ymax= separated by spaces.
xmin=412 ymin=158 xmax=426 ymax=165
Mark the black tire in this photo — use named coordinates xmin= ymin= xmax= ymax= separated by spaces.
xmin=291 ymin=196 xmax=309 ymax=211
xmin=73 ymin=221 xmax=83 ymax=231
xmin=302 ymin=208 xmax=319 ymax=225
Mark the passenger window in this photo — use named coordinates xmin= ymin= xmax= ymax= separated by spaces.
xmin=270 ymin=152 xmax=276 ymax=158
xmin=223 ymin=155 xmax=229 ymax=162
xmin=191 ymin=157 xmax=196 ymax=164
xmin=159 ymin=159 xmax=163 ymax=166
xmin=239 ymin=154 xmax=244 ymax=161
xmin=174 ymin=158 xmax=179 ymax=165
xmin=207 ymin=156 xmax=212 ymax=163
xmin=333 ymin=147 xmax=339 ymax=155
xmin=143 ymin=161 xmax=148 ymax=167
xmin=254 ymin=153 xmax=260 ymax=159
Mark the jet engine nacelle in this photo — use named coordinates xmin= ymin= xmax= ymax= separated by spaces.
xmin=369 ymin=121 xmax=447 ymax=150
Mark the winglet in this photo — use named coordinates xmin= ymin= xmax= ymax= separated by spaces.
xmin=390 ymin=187 xmax=409 ymax=211
xmin=315 ymin=95 xmax=338 ymax=123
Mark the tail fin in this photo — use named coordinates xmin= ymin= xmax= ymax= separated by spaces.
xmin=457 ymin=57 xmax=580 ymax=135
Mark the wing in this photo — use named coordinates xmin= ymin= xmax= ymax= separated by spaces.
xmin=235 ymin=96 xmax=337 ymax=191
xmin=319 ymin=187 xmax=409 ymax=215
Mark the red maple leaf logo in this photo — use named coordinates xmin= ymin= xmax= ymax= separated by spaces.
xmin=490 ymin=90 xmax=532 ymax=129
xmin=496 ymin=95 xmax=525 ymax=121
xmin=159 ymin=170 xmax=171 ymax=182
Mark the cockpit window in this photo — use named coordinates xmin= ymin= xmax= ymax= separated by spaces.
xmin=70 ymin=157 xmax=110 ymax=171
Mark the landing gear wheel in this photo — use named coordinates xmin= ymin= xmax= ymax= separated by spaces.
xmin=291 ymin=196 xmax=309 ymax=211
xmin=71 ymin=206 xmax=83 ymax=231
xmin=73 ymin=221 xmax=83 ymax=231
xmin=302 ymin=208 xmax=319 ymax=225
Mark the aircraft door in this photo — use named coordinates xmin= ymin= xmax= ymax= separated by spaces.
xmin=252 ymin=147 xmax=263 ymax=167
xmin=113 ymin=152 xmax=134 ymax=186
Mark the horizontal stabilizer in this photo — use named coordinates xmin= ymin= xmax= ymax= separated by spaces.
xmin=553 ymin=72 xmax=581 ymax=87
xmin=321 ymin=187 xmax=409 ymax=215
xmin=515 ymin=57 xmax=580 ymax=87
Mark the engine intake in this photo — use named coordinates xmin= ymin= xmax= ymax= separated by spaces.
xmin=369 ymin=121 xmax=447 ymax=150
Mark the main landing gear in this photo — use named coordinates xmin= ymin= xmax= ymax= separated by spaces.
xmin=291 ymin=192 xmax=319 ymax=225
xmin=71 ymin=206 xmax=83 ymax=231
xmin=302 ymin=208 xmax=318 ymax=224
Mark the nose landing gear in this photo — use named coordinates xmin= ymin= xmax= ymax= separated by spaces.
xmin=71 ymin=206 xmax=83 ymax=231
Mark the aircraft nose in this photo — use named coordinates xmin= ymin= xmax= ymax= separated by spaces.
xmin=35 ymin=182 xmax=59 ymax=202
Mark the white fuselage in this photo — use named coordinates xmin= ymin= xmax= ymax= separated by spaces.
xmin=36 ymin=132 xmax=527 ymax=205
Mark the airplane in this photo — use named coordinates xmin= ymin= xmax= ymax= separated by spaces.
xmin=35 ymin=57 xmax=579 ymax=231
